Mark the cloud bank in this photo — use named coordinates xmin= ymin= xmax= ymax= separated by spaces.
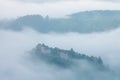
xmin=0 ymin=27 xmax=120 ymax=79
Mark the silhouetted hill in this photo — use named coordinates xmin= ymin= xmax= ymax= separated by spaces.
xmin=3 ymin=10 xmax=120 ymax=33
xmin=30 ymin=43 xmax=106 ymax=70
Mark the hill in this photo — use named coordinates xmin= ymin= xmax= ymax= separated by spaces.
xmin=3 ymin=10 xmax=120 ymax=33
xmin=30 ymin=43 xmax=106 ymax=70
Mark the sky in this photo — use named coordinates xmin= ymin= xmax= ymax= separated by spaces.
xmin=1 ymin=0 xmax=120 ymax=20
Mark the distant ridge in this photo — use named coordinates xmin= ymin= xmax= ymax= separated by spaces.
xmin=2 ymin=10 xmax=120 ymax=33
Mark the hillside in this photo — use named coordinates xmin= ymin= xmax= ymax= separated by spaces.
xmin=3 ymin=10 xmax=120 ymax=33
xmin=30 ymin=43 xmax=106 ymax=70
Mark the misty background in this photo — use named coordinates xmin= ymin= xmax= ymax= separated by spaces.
xmin=0 ymin=27 xmax=120 ymax=80
xmin=1 ymin=0 xmax=120 ymax=80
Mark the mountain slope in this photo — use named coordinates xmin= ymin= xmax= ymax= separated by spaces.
xmin=30 ymin=43 xmax=106 ymax=70
xmin=4 ymin=10 xmax=120 ymax=33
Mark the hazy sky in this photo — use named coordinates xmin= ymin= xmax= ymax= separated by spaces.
xmin=13 ymin=0 xmax=120 ymax=3
xmin=1 ymin=0 xmax=120 ymax=20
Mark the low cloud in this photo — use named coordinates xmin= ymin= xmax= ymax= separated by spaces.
xmin=0 ymin=27 xmax=120 ymax=79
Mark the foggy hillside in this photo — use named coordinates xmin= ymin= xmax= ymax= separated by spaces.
xmin=0 ymin=28 xmax=120 ymax=80
xmin=31 ymin=43 xmax=105 ymax=69
xmin=2 ymin=10 xmax=120 ymax=33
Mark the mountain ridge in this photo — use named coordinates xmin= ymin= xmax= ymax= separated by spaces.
xmin=2 ymin=10 xmax=120 ymax=33
xmin=30 ymin=43 xmax=107 ymax=70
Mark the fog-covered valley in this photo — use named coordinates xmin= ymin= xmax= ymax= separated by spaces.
xmin=1 ymin=0 xmax=120 ymax=79
xmin=0 ymin=27 xmax=120 ymax=80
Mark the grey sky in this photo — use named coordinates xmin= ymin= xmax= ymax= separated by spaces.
xmin=15 ymin=0 xmax=120 ymax=3
xmin=0 ymin=0 xmax=120 ymax=20
xmin=16 ymin=0 xmax=70 ymax=3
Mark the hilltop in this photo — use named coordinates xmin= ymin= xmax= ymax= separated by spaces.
xmin=3 ymin=10 xmax=120 ymax=33
xmin=30 ymin=43 xmax=106 ymax=70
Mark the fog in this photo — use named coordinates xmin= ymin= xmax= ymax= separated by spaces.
xmin=1 ymin=0 xmax=120 ymax=20
xmin=0 ymin=27 xmax=120 ymax=80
